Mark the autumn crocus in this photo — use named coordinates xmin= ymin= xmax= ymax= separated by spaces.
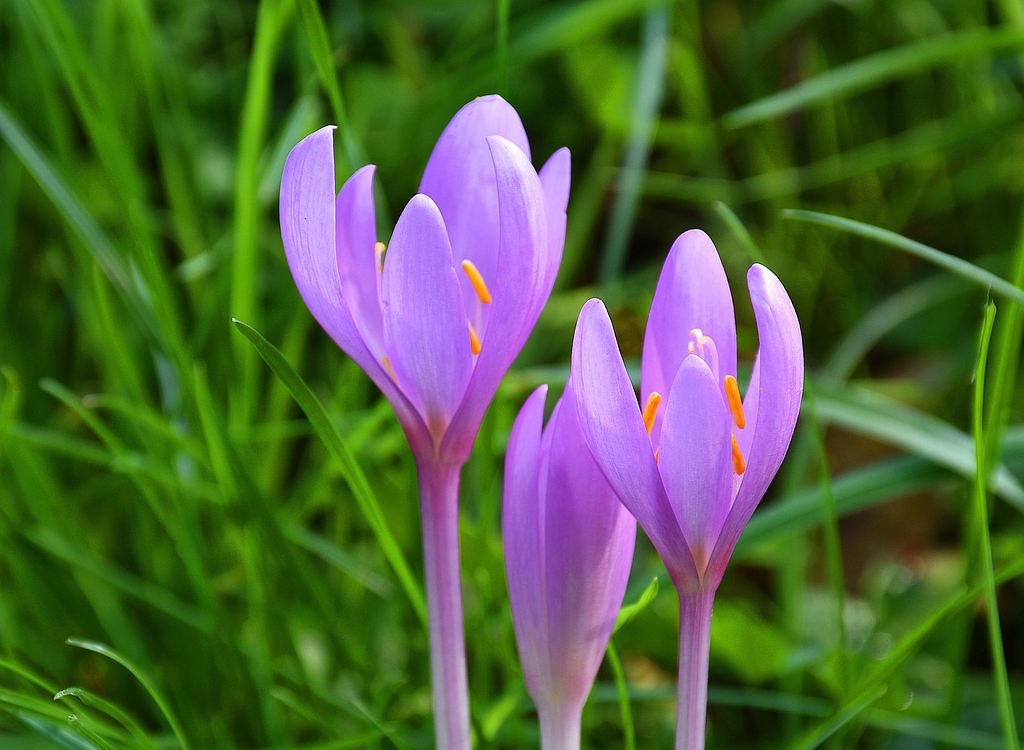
xmin=280 ymin=95 xmax=569 ymax=749
xmin=504 ymin=382 xmax=635 ymax=749
xmin=571 ymin=230 xmax=803 ymax=750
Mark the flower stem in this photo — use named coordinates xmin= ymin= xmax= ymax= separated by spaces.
xmin=675 ymin=590 xmax=715 ymax=750
xmin=538 ymin=701 xmax=583 ymax=750
xmin=418 ymin=461 xmax=472 ymax=750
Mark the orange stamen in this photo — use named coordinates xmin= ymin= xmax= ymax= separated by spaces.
xmin=731 ymin=434 xmax=746 ymax=475
xmin=468 ymin=322 xmax=482 ymax=355
xmin=461 ymin=259 xmax=492 ymax=304
xmin=381 ymin=355 xmax=396 ymax=379
xmin=374 ymin=241 xmax=386 ymax=272
xmin=723 ymin=375 xmax=746 ymax=429
xmin=642 ymin=392 xmax=662 ymax=435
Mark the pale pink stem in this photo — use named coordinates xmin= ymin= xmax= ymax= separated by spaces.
xmin=538 ymin=700 xmax=583 ymax=750
xmin=676 ymin=589 xmax=715 ymax=750
xmin=418 ymin=461 xmax=471 ymax=750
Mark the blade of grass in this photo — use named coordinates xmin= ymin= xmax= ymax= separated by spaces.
xmin=712 ymin=201 xmax=765 ymax=265
xmin=231 ymin=318 xmax=427 ymax=628
xmin=811 ymin=378 xmax=1024 ymax=508
xmin=804 ymin=385 xmax=848 ymax=695
xmin=723 ymin=27 xmax=1024 ymax=129
xmin=598 ymin=4 xmax=669 ymax=281
xmin=295 ymin=0 xmax=360 ymax=174
xmin=230 ymin=0 xmax=294 ymax=437
xmin=982 ymin=209 xmax=1024 ymax=470
xmin=970 ymin=302 xmax=1018 ymax=749
xmin=613 ymin=577 xmax=659 ymax=634
xmin=605 ymin=641 xmax=635 ymax=750
xmin=796 ymin=554 xmax=1024 ymax=750
xmin=782 ymin=210 xmax=1024 ymax=305
xmin=65 ymin=639 xmax=190 ymax=750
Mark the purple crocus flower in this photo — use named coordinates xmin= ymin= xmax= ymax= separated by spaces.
xmin=571 ymin=230 xmax=803 ymax=750
xmin=280 ymin=95 xmax=569 ymax=750
xmin=504 ymin=382 xmax=636 ymax=749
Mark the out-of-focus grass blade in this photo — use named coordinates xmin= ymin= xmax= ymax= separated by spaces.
xmin=969 ymin=303 xmax=1019 ymax=749
xmin=605 ymin=642 xmax=636 ymax=750
xmin=65 ymin=639 xmax=190 ymax=750
xmin=796 ymin=554 xmax=1024 ymax=750
xmin=598 ymin=5 xmax=669 ymax=281
xmin=231 ymin=318 xmax=428 ymax=628
xmin=53 ymin=687 xmax=155 ymax=749
xmin=230 ymin=0 xmax=293 ymax=435
xmin=510 ymin=0 xmax=662 ymax=63
xmin=723 ymin=27 xmax=1024 ymax=129
xmin=713 ymin=202 xmax=765 ymax=265
xmin=26 ymin=528 xmax=213 ymax=634
xmin=790 ymin=684 xmax=888 ymax=750
xmin=737 ymin=455 xmax=942 ymax=555
xmin=613 ymin=577 xmax=659 ymax=634
xmin=0 ymin=99 xmax=145 ymax=325
xmin=823 ymin=276 xmax=963 ymax=381
xmin=296 ymin=0 xmax=360 ymax=175
xmin=16 ymin=716 xmax=103 ymax=750
xmin=283 ymin=523 xmax=393 ymax=598
xmin=783 ymin=210 xmax=1024 ymax=305
xmin=812 ymin=379 xmax=1024 ymax=508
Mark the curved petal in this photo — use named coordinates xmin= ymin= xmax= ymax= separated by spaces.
xmin=641 ymin=230 xmax=737 ymax=441
xmin=503 ymin=385 xmax=549 ymax=700
xmin=658 ymin=356 xmax=734 ymax=575
xmin=335 ymin=164 xmax=384 ymax=356
xmin=420 ymin=95 xmax=530 ymax=334
xmin=571 ymin=299 xmax=697 ymax=586
xmin=543 ymin=382 xmax=635 ymax=703
xmin=708 ymin=265 xmax=803 ymax=583
xmin=538 ymin=147 xmax=571 ymax=295
xmin=280 ymin=127 xmax=426 ymax=444
xmin=440 ymin=136 xmax=549 ymax=461
xmin=381 ymin=194 xmax=473 ymax=439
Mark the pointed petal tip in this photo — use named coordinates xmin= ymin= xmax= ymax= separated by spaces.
xmin=539 ymin=147 xmax=571 ymax=211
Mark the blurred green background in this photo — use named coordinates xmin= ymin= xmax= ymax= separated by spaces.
xmin=2 ymin=0 xmax=1024 ymax=747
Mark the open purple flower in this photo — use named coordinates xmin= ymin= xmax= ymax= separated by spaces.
xmin=504 ymin=383 xmax=636 ymax=750
xmin=280 ymin=95 xmax=569 ymax=750
xmin=571 ymin=230 xmax=802 ymax=750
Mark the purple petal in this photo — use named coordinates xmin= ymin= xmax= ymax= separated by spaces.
xmin=542 ymin=382 xmax=635 ymax=703
xmin=538 ymin=147 xmax=570 ymax=294
xmin=641 ymin=230 xmax=737 ymax=440
xmin=419 ymin=95 xmax=530 ymax=333
xmin=708 ymin=265 xmax=803 ymax=582
xmin=335 ymin=164 xmax=384 ymax=356
xmin=503 ymin=385 xmax=550 ymax=699
xmin=280 ymin=127 xmax=426 ymax=442
xmin=657 ymin=356 xmax=734 ymax=575
xmin=571 ymin=299 xmax=697 ymax=587
xmin=381 ymin=194 xmax=473 ymax=438
xmin=440 ymin=136 xmax=549 ymax=461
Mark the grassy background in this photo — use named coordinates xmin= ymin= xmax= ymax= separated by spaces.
xmin=2 ymin=0 xmax=1024 ymax=747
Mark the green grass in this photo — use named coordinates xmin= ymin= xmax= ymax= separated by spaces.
xmin=1 ymin=1 xmax=1023 ymax=748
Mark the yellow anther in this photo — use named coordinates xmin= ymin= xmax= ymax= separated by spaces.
xmin=374 ymin=242 xmax=386 ymax=272
xmin=687 ymin=341 xmax=696 ymax=354
xmin=731 ymin=434 xmax=746 ymax=475
xmin=689 ymin=328 xmax=704 ymax=339
xmin=468 ymin=322 xmax=482 ymax=356
xmin=654 ymin=449 xmax=660 ymax=464
xmin=642 ymin=392 xmax=662 ymax=435
xmin=381 ymin=355 xmax=396 ymax=379
xmin=723 ymin=375 xmax=746 ymax=429
xmin=461 ymin=259 xmax=492 ymax=304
